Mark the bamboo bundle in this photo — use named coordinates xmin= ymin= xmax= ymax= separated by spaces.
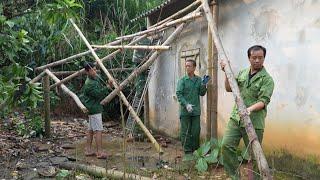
xmin=44 ymin=69 xmax=88 ymax=113
xmin=200 ymin=0 xmax=272 ymax=179
xmin=70 ymin=19 xmax=165 ymax=154
xmin=91 ymin=45 xmax=170 ymax=50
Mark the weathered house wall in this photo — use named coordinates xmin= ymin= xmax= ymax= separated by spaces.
xmin=148 ymin=0 xmax=320 ymax=156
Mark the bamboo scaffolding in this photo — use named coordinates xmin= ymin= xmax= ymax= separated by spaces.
xmin=70 ymin=19 xmax=164 ymax=154
xmin=91 ymin=45 xmax=170 ymax=50
xmin=44 ymin=69 xmax=88 ymax=113
xmin=100 ymin=23 xmax=186 ymax=105
xmin=29 ymin=71 xmax=46 ymax=84
xmin=200 ymin=0 xmax=272 ymax=179
xmin=49 ymin=34 xmax=148 ymax=89
xmin=35 ymin=39 xmax=123 ymax=71
xmin=150 ymin=0 xmax=201 ymax=28
xmin=116 ymin=11 xmax=202 ymax=41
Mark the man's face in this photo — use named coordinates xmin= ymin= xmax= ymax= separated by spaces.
xmin=185 ymin=61 xmax=196 ymax=75
xmin=88 ymin=67 xmax=97 ymax=77
xmin=249 ymin=49 xmax=265 ymax=71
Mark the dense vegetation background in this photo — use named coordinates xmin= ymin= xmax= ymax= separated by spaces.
xmin=0 ymin=0 xmax=163 ymax=136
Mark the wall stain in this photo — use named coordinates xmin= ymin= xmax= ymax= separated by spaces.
xmin=251 ymin=8 xmax=279 ymax=41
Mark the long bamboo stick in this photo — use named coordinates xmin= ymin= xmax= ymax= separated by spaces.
xmin=91 ymin=45 xmax=170 ymax=50
xmin=49 ymin=34 xmax=148 ymax=89
xmin=200 ymin=0 xmax=272 ymax=179
xmin=116 ymin=11 xmax=202 ymax=41
xmin=51 ymin=68 xmax=134 ymax=76
xmin=44 ymin=69 xmax=88 ymax=113
xmin=29 ymin=71 xmax=46 ymax=84
xmin=70 ymin=19 xmax=163 ymax=154
xmin=150 ymin=0 xmax=201 ymax=28
xmin=35 ymin=39 xmax=123 ymax=71
xmin=59 ymin=162 xmax=151 ymax=179
xmin=100 ymin=23 xmax=186 ymax=105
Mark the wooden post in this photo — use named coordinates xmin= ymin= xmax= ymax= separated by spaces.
xmin=200 ymin=0 xmax=272 ymax=179
xmin=70 ymin=19 xmax=165 ymax=154
xmin=43 ymin=75 xmax=51 ymax=138
xmin=206 ymin=0 xmax=218 ymax=140
xmin=100 ymin=24 xmax=186 ymax=105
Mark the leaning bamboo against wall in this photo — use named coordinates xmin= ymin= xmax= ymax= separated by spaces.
xmin=200 ymin=0 xmax=272 ymax=179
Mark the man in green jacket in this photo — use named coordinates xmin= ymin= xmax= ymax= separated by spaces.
xmin=81 ymin=62 xmax=111 ymax=159
xmin=176 ymin=59 xmax=208 ymax=155
xmin=220 ymin=45 xmax=274 ymax=179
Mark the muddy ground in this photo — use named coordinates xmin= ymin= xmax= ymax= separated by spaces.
xmin=0 ymin=116 xmax=315 ymax=179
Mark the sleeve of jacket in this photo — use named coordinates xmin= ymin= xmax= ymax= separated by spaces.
xmin=176 ymin=79 xmax=188 ymax=106
xmin=85 ymin=81 xmax=107 ymax=99
xmin=257 ymin=76 xmax=274 ymax=106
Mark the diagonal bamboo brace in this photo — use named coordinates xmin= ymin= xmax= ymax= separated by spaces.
xmin=44 ymin=69 xmax=88 ymax=113
xmin=100 ymin=23 xmax=186 ymax=105
xmin=69 ymin=19 xmax=164 ymax=154
xmin=200 ymin=0 xmax=272 ymax=179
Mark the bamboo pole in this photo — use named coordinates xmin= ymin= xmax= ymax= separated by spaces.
xmin=150 ymin=0 xmax=201 ymax=28
xmin=59 ymin=162 xmax=151 ymax=179
xmin=200 ymin=0 xmax=272 ymax=179
xmin=51 ymin=68 xmax=134 ymax=76
xmin=43 ymin=75 xmax=51 ymax=138
xmin=91 ymin=45 xmax=170 ymax=50
xmin=35 ymin=39 xmax=123 ymax=71
xmin=101 ymin=23 xmax=186 ymax=105
xmin=70 ymin=19 xmax=163 ymax=154
xmin=116 ymin=11 xmax=202 ymax=41
xmin=49 ymin=34 xmax=148 ymax=89
xmin=44 ymin=69 xmax=88 ymax=113
xmin=29 ymin=71 xmax=46 ymax=84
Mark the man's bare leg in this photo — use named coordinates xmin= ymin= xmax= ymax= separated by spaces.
xmin=95 ymin=131 xmax=107 ymax=159
xmin=85 ymin=130 xmax=95 ymax=156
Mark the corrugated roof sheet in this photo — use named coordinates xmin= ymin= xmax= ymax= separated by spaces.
xmin=130 ymin=0 xmax=179 ymax=22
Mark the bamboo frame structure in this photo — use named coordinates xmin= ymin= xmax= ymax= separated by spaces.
xmin=70 ymin=19 xmax=167 ymax=154
xmin=200 ymin=0 xmax=272 ymax=179
xmin=51 ymin=68 xmax=134 ymax=76
xmin=49 ymin=34 xmax=148 ymax=89
xmin=100 ymin=23 xmax=187 ymax=105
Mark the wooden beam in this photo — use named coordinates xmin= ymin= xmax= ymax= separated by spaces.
xmin=44 ymin=69 xmax=88 ymax=113
xmin=200 ymin=0 xmax=272 ymax=179
xmin=116 ymin=11 xmax=202 ymax=41
xmin=91 ymin=45 xmax=170 ymax=50
xmin=49 ymin=34 xmax=148 ymax=89
xmin=70 ymin=19 xmax=163 ymax=154
xmin=100 ymin=23 xmax=186 ymax=105
xmin=51 ymin=68 xmax=134 ymax=76
xmin=43 ymin=75 xmax=51 ymax=138
xmin=29 ymin=71 xmax=46 ymax=84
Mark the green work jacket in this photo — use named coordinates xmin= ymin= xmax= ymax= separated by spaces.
xmin=176 ymin=75 xmax=207 ymax=116
xmin=81 ymin=75 xmax=109 ymax=115
xmin=230 ymin=67 xmax=274 ymax=129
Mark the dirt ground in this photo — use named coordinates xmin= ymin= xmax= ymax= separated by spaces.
xmin=1 ymin=116 xmax=311 ymax=179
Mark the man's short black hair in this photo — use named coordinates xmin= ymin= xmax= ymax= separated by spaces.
xmin=83 ymin=62 xmax=95 ymax=71
xmin=247 ymin=45 xmax=266 ymax=58
xmin=186 ymin=59 xmax=196 ymax=67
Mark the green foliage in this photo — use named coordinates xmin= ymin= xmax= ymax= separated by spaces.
xmin=56 ymin=169 xmax=71 ymax=179
xmin=183 ymin=138 xmax=223 ymax=173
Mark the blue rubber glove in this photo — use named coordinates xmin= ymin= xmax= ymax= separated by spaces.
xmin=202 ymin=75 xmax=211 ymax=85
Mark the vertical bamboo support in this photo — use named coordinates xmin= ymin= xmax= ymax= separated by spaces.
xmin=200 ymin=0 xmax=272 ymax=179
xmin=144 ymin=90 xmax=149 ymax=127
xmin=43 ymin=75 xmax=51 ymax=138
